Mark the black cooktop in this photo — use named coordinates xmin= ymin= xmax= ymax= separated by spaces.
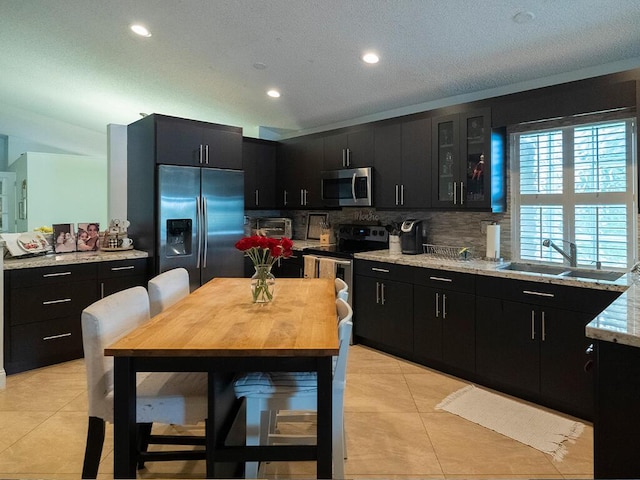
xmin=303 ymin=224 xmax=389 ymax=259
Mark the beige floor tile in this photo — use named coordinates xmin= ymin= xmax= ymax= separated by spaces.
xmin=0 ymin=348 xmax=595 ymax=479
xmin=344 ymin=412 xmax=442 ymax=476
xmin=0 ymin=410 xmax=54 ymax=452
xmin=552 ymin=423 xmax=594 ymax=476
xmin=0 ymin=411 xmax=88 ymax=474
xmin=347 ymin=346 xmax=402 ymax=374
xmin=403 ymin=372 xmax=470 ymax=413
xmin=421 ymin=412 xmax=563 ymax=477
xmin=345 ymin=373 xmax=417 ymax=412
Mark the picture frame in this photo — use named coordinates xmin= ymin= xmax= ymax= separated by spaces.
xmin=53 ymin=223 xmax=76 ymax=253
xmin=77 ymin=222 xmax=101 ymax=251
xmin=306 ymin=213 xmax=328 ymax=240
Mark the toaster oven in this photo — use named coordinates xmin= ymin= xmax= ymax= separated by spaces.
xmin=254 ymin=217 xmax=292 ymax=239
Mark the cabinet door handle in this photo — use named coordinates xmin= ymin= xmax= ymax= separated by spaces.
xmin=523 ymin=290 xmax=555 ymax=298
xmin=442 ymin=293 xmax=447 ymax=319
xmin=460 ymin=182 xmax=464 ymax=205
xmin=371 ymin=267 xmax=390 ymax=273
xmin=43 ymin=332 xmax=72 ymax=341
xmin=453 ymin=182 xmax=457 ymax=205
xmin=342 ymin=149 xmax=346 ymax=167
xmin=305 ymin=189 xmax=308 ymax=205
xmin=199 ymin=144 xmax=204 ymax=164
xmin=283 ymin=190 xmax=288 ymax=206
xmin=435 ymin=292 xmax=440 ymax=318
xmin=43 ymin=271 xmax=72 ymax=278
xmin=346 ymin=148 xmax=351 ymax=167
xmin=400 ymin=184 xmax=404 ymax=205
xmin=395 ymin=185 xmax=399 ymax=205
xmin=42 ymin=298 xmax=72 ymax=305
xmin=375 ymin=281 xmax=380 ymax=304
xmin=531 ymin=310 xmax=535 ymax=340
xmin=541 ymin=311 xmax=546 ymax=341
xmin=380 ymin=282 xmax=386 ymax=305
xmin=205 ymin=144 xmax=209 ymax=164
xmin=429 ymin=276 xmax=452 ymax=282
xmin=111 ymin=266 xmax=135 ymax=271
xmin=101 ymin=282 xmax=105 ymax=299
xmin=255 ymin=189 xmax=259 ymax=206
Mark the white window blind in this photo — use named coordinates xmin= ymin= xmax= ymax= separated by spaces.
xmin=512 ymin=118 xmax=636 ymax=270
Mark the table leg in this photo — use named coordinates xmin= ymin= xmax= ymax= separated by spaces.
xmin=206 ymin=371 xmax=217 ymax=478
xmin=113 ymin=357 xmax=137 ymax=479
xmin=317 ymin=356 xmax=333 ymax=479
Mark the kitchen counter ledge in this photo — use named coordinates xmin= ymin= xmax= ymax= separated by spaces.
xmin=353 ymin=250 xmax=640 ymax=349
xmin=3 ymin=249 xmax=148 ymax=270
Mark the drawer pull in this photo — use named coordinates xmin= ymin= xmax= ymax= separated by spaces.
xmin=42 ymin=298 xmax=72 ymax=305
xmin=429 ymin=276 xmax=453 ymax=283
xmin=43 ymin=271 xmax=72 ymax=278
xmin=371 ymin=267 xmax=390 ymax=273
xmin=523 ymin=290 xmax=555 ymax=298
xmin=111 ymin=266 xmax=136 ymax=271
xmin=43 ymin=332 xmax=72 ymax=341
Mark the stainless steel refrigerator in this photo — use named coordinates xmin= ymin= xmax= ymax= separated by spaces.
xmin=157 ymin=165 xmax=244 ymax=291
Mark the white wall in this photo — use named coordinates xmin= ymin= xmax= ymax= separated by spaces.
xmin=9 ymin=152 xmax=108 ymax=231
xmin=107 ymin=124 xmax=127 ymax=221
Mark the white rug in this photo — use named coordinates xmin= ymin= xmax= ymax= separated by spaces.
xmin=436 ymin=385 xmax=584 ymax=461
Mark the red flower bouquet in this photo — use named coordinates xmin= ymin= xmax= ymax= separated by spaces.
xmin=235 ymin=235 xmax=294 ymax=302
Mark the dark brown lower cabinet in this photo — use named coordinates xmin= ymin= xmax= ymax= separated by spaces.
xmin=413 ymin=285 xmax=475 ymax=375
xmin=4 ymin=258 xmax=149 ymax=374
xmin=593 ymin=340 xmax=640 ymax=479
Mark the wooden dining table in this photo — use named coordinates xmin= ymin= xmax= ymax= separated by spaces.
xmin=104 ymin=277 xmax=339 ymax=479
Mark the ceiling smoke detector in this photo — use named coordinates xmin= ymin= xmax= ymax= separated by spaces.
xmin=513 ymin=11 xmax=535 ymax=24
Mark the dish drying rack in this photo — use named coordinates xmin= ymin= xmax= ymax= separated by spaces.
xmin=422 ymin=243 xmax=473 ymax=261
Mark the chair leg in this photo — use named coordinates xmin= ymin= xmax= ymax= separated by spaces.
xmin=137 ymin=422 xmax=153 ymax=469
xmin=82 ymin=416 xmax=105 ymax=479
xmin=333 ymin=395 xmax=345 ymax=479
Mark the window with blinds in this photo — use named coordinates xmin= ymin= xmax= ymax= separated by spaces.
xmin=512 ymin=118 xmax=636 ymax=269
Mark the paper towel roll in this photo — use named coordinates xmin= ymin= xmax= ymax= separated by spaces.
xmin=486 ymin=224 xmax=500 ymax=259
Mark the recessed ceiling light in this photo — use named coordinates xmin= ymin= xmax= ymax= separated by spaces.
xmin=253 ymin=62 xmax=267 ymax=70
xmin=267 ymin=89 xmax=281 ymax=98
xmin=130 ymin=24 xmax=152 ymax=37
xmin=362 ymin=52 xmax=379 ymax=64
xmin=512 ymin=11 xmax=535 ymax=24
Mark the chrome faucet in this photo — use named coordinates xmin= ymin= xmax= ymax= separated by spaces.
xmin=542 ymin=238 xmax=577 ymax=267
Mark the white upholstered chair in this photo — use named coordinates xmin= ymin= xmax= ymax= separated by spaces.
xmin=334 ymin=277 xmax=349 ymax=302
xmin=81 ymin=286 xmax=208 ymax=478
xmin=233 ymin=297 xmax=353 ymax=479
xmin=148 ymin=267 xmax=191 ymax=317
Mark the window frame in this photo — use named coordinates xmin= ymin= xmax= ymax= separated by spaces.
xmin=510 ymin=115 xmax=637 ymax=270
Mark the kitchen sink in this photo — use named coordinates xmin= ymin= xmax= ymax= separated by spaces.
xmin=560 ymin=269 xmax=624 ymax=282
xmin=498 ymin=262 xmax=569 ymax=276
xmin=498 ymin=262 xmax=625 ymax=282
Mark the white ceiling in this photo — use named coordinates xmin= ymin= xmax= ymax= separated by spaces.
xmin=2 ymin=0 xmax=640 ymax=157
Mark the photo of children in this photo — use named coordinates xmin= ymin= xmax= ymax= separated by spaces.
xmin=53 ymin=223 xmax=76 ymax=253
xmin=77 ymin=222 xmax=101 ymax=251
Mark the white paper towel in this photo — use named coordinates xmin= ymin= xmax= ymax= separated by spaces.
xmin=486 ymin=224 xmax=500 ymax=259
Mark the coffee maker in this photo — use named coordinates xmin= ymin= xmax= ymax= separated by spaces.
xmin=400 ymin=219 xmax=424 ymax=254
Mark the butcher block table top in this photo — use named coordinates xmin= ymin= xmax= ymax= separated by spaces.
xmin=105 ymin=277 xmax=339 ymax=358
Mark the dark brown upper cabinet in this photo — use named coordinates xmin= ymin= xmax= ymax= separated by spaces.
xmin=323 ymin=127 xmax=374 ymax=170
xmin=431 ymin=109 xmax=505 ymax=211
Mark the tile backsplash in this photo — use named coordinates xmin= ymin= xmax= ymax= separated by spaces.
xmin=245 ymin=208 xmax=511 ymax=260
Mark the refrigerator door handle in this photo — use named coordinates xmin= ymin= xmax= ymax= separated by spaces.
xmin=202 ymin=196 xmax=208 ymax=268
xmin=196 ymin=196 xmax=202 ymax=268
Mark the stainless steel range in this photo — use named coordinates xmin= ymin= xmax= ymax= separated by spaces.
xmin=303 ymin=224 xmax=389 ymax=306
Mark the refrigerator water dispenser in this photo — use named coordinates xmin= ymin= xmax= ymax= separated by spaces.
xmin=167 ymin=219 xmax=192 ymax=256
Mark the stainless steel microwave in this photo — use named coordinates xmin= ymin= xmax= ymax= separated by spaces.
xmin=321 ymin=167 xmax=373 ymax=207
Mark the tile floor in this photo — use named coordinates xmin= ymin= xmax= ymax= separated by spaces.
xmin=0 ymin=345 xmax=593 ymax=479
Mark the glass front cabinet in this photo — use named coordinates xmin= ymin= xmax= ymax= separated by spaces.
xmin=431 ymin=109 xmax=504 ymax=211
xmin=0 ymin=171 xmax=16 ymax=233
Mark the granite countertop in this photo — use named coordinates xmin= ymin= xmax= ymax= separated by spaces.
xmin=3 ymin=249 xmax=148 ymax=270
xmin=351 ymin=249 xmax=640 ymax=349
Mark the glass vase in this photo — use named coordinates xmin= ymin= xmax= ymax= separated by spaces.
xmin=251 ymin=264 xmax=275 ymax=303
